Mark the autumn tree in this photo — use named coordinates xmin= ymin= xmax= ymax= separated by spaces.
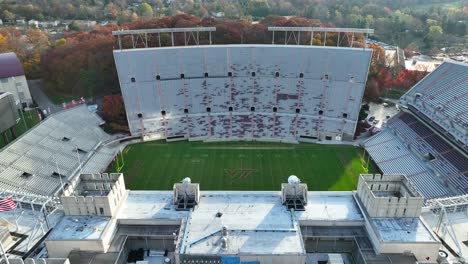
xmin=393 ymin=70 xmax=428 ymax=90
xmin=0 ymin=27 xmax=50 ymax=78
xmin=102 ymin=95 xmax=126 ymax=122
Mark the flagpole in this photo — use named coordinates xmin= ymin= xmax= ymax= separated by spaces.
xmin=75 ymin=146 xmax=83 ymax=175
xmin=0 ymin=240 xmax=10 ymax=264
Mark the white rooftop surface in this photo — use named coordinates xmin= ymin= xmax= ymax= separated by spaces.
xmin=371 ymin=218 xmax=437 ymax=243
xmin=181 ymin=191 xmax=304 ymax=255
xmin=117 ymin=191 xmax=188 ymax=221
xmin=296 ymin=192 xmax=363 ymax=222
xmin=0 ymin=208 xmax=63 ymax=256
xmin=48 ymin=215 xmax=110 ymax=240
xmin=421 ymin=211 xmax=468 ymax=259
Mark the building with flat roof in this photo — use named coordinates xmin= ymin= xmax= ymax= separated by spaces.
xmin=44 ymin=173 xmax=442 ymax=264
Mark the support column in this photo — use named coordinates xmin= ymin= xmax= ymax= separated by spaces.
xmin=2 ymin=132 xmax=8 ymax=145
xmin=9 ymin=127 xmax=17 ymax=140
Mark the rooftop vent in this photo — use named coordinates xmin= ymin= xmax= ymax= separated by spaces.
xmin=288 ymin=175 xmax=300 ymax=185
xmin=221 ymin=236 xmax=228 ymax=249
xmin=173 ymin=177 xmax=199 ymax=211
xmin=282 ymin=175 xmax=308 ymax=211
xmin=62 ymin=137 xmax=71 ymax=142
xmin=21 ymin=172 xmax=33 ymax=178
xmin=51 ymin=171 xmax=64 ymax=178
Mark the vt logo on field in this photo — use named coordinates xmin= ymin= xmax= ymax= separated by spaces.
xmin=224 ymin=168 xmax=256 ymax=179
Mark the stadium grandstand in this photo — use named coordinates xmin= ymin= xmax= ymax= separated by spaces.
xmin=0 ymin=106 xmax=118 ymax=208
xmin=363 ymin=61 xmax=468 ymax=200
xmin=114 ymin=27 xmax=373 ymax=143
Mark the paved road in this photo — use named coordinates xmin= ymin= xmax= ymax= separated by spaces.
xmin=28 ymin=79 xmax=62 ymax=114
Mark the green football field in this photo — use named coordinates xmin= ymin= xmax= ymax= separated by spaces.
xmin=108 ymin=140 xmax=377 ymax=191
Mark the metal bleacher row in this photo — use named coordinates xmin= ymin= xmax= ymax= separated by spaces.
xmin=363 ymin=129 xmax=452 ymax=199
xmin=115 ymin=45 xmax=373 ymax=141
xmin=400 ymin=61 xmax=468 ymax=146
xmin=386 ymin=112 xmax=468 ymax=194
xmin=365 ymin=61 xmax=468 ymax=200
xmin=0 ymin=106 xmax=111 ymax=197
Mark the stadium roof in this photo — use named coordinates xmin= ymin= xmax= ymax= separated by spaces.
xmin=48 ymin=190 xmax=437 ymax=257
xmin=0 ymin=52 xmax=25 ymax=78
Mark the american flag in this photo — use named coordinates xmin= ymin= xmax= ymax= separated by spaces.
xmin=0 ymin=198 xmax=16 ymax=212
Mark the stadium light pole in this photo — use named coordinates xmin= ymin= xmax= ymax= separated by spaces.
xmin=74 ymin=146 xmax=83 ymax=176
xmin=54 ymin=155 xmax=65 ymax=194
xmin=12 ymin=77 xmax=28 ymax=131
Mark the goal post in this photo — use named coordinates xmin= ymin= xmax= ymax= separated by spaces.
xmin=115 ymin=147 xmax=125 ymax=173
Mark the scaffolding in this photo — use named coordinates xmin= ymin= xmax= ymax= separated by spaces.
xmin=425 ymin=194 xmax=468 ymax=257
xmin=268 ymin=27 xmax=374 ymax=47
xmin=113 ymin=27 xmax=216 ymax=50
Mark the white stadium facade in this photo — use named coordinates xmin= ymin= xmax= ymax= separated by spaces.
xmin=114 ymin=28 xmax=372 ymax=142
xmin=0 ymin=27 xmax=467 ymax=264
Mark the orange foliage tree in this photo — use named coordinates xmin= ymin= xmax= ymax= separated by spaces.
xmin=0 ymin=27 xmax=50 ymax=78
xmin=102 ymin=94 xmax=126 ymax=122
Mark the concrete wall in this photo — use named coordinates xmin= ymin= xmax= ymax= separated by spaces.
xmin=239 ymin=254 xmax=306 ymax=264
xmin=61 ymin=173 xmax=126 ymax=217
xmin=378 ymin=242 xmax=440 ymax=263
xmin=357 ymin=174 xmax=424 ymax=218
xmin=46 ymin=240 xmax=105 ymax=258
xmin=0 ymin=75 xmax=32 ymax=106
xmin=0 ymin=93 xmax=20 ymax=133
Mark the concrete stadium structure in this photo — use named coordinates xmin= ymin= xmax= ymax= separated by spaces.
xmin=363 ymin=61 xmax=468 ymax=260
xmin=41 ymin=173 xmax=442 ymax=264
xmin=114 ymin=32 xmax=372 ymax=142
xmin=363 ymin=61 xmax=468 ymax=200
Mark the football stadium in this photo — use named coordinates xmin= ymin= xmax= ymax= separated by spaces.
xmin=0 ymin=26 xmax=467 ymax=264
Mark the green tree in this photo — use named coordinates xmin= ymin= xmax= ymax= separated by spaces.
xmin=138 ymin=2 xmax=154 ymax=18
xmin=55 ymin=38 xmax=66 ymax=46
xmin=2 ymin=10 xmax=15 ymax=21
xmin=426 ymin=26 xmax=443 ymax=40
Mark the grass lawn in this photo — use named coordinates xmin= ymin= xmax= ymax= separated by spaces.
xmin=49 ymin=94 xmax=77 ymax=105
xmin=384 ymin=88 xmax=407 ymax=100
xmin=0 ymin=109 xmax=41 ymax=149
xmin=108 ymin=140 xmax=377 ymax=191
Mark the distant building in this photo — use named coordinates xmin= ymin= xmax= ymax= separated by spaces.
xmin=211 ymin=11 xmax=225 ymax=18
xmin=74 ymin=20 xmax=97 ymax=28
xmin=0 ymin=52 xmax=33 ymax=108
xmin=404 ymin=55 xmax=443 ymax=72
xmin=367 ymin=39 xmax=405 ymax=70
xmin=28 ymin=19 xmax=39 ymax=27
xmin=39 ymin=20 xmax=60 ymax=28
